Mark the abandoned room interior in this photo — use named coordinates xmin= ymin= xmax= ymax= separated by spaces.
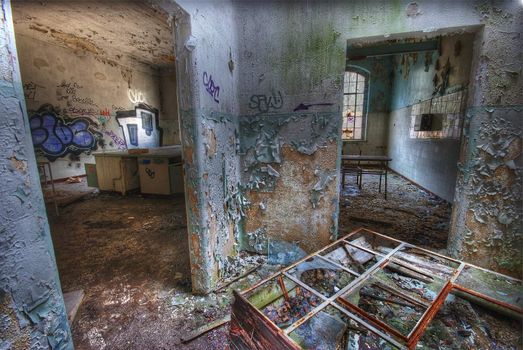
xmin=0 ymin=0 xmax=521 ymax=349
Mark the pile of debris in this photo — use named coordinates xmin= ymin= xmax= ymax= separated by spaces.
xmin=263 ymin=287 xmax=320 ymax=328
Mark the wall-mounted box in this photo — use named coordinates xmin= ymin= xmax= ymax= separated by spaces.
xmin=414 ymin=113 xmax=445 ymax=131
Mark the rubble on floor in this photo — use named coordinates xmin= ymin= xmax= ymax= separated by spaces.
xmin=339 ymin=173 xmax=452 ymax=250
xmin=47 ymin=188 xmax=282 ymax=349
xmin=231 ymin=228 xmax=522 ymax=349
xmin=47 ymin=181 xmax=520 ymax=350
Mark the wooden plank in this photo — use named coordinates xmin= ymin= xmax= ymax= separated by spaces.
xmin=230 ymin=291 xmax=301 ymax=350
xmin=63 ymin=289 xmax=85 ymax=325
xmin=181 ymin=315 xmax=231 ymax=343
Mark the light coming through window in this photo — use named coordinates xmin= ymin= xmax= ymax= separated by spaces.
xmin=342 ymin=70 xmax=367 ymax=140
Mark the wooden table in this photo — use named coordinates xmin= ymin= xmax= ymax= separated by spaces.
xmin=341 ymin=155 xmax=392 ymax=199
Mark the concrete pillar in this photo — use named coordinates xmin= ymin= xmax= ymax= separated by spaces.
xmin=0 ymin=0 xmax=72 ymax=348
xmin=171 ymin=1 xmax=242 ymax=294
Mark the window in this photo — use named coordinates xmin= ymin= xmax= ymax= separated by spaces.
xmin=342 ymin=69 xmax=368 ymax=140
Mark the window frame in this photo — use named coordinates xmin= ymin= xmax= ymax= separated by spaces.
xmin=342 ymin=66 xmax=370 ymax=142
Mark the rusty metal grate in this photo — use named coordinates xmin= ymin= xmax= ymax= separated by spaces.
xmin=230 ymin=228 xmax=522 ymax=349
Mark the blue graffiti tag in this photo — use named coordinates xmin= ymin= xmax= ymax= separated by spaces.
xmin=29 ymin=104 xmax=102 ymax=161
xmin=203 ymin=71 xmax=220 ymax=103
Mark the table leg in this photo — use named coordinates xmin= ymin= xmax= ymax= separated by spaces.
xmin=385 ymin=166 xmax=388 ymax=200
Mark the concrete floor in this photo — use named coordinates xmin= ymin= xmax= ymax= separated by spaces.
xmin=339 ymin=172 xmax=452 ymax=251
xmin=44 ymin=174 xmax=454 ymax=349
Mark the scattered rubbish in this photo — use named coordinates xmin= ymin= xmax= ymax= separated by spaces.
xmin=340 ymin=174 xmax=451 ymax=250
xmin=65 ymin=176 xmax=83 ymax=183
xmin=215 ymin=264 xmax=263 ymax=293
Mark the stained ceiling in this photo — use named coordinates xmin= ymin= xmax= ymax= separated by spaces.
xmin=12 ymin=1 xmax=175 ymax=68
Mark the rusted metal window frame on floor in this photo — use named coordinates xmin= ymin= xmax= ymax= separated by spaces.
xmin=237 ymin=227 xmax=523 ymax=350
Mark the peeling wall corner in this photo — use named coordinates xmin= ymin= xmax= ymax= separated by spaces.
xmin=246 ymin=227 xmax=268 ymax=254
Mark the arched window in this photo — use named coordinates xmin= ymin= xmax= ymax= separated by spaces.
xmin=342 ymin=69 xmax=369 ymax=140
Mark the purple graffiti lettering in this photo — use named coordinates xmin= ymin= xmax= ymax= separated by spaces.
xmin=203 ymin=72 xmax=220 ymax=103
xmin=293 ymin=102 xmax=334 ymax=112
xmin=248 ymin=91 xmax=284 ymax=113
xmin=104 ymin=130 xmax=127 ymax=150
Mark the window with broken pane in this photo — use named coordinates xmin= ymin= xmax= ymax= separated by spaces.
xmin=342 ymin=70 xmax=368 ymax=141
xmin=233 ymin=228 xmax=523 ymax=350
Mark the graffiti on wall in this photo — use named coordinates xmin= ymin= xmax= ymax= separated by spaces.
xmin=293 ymin=102 xmax=334 ymax=111
xmin=116 ymin=105 xmax=162 ymax=149
xmin=67 ymin=106 xmax=98 ymax=117
xmin=56 ymin=81 xmax=98 ymax=107
xmin=145 ymin=167 xmax=155 ymax=179
xmin=127 ymin=89 xmax=148 ymax=104
xmin=96 ymin=108 xmax=112 ymax=130
xmin=248 ymin=91 xmax=284 ymax=113
xmin=23 ymin=81 xmax=44 ymax=101
xmin=103 ymin=130 xmax=127 ymax=150
xmin=203 ymin=72 xmax=220 ymax=103
xmin=29 ymin=104 xmax=103 ymax=161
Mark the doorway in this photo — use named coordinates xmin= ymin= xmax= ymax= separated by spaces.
xmin=339 ymin=29 xmax=477 ymax=251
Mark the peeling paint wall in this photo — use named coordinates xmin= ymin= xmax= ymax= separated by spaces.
xmin=390 ymin=34 xmax=474 ymax=110
xmin=239 ymin=112 xmax=340 ymax=253
xmin=235 ymin=1 xmax=344 ymax=254
xmin=447 ymin=3 xmax=522 ymax=278
xmin=334 ymin=0 xmax=522 ymax=277
xmin=166 ymin=0 xmax=522 ymax=293
xmin=168 ymin=0 xmax=242 ymax=293
xmin=12 ymin=2 xmax=179 ymax=179
xmin=449 ymin=106 xmax=522 ymax=276
xmin=0 ymin=1 xmax=72 ymax=348
xmin=233 ymin=0 xmax=522 ymax=277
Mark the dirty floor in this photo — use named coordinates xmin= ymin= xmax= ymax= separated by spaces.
xmin=45 ymin=172 xmax=453 ymax=349
xmin=46 ymin=183 xmax=243 ymax=350
xmin=339 ymin=171 xmax=452 ymax=251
